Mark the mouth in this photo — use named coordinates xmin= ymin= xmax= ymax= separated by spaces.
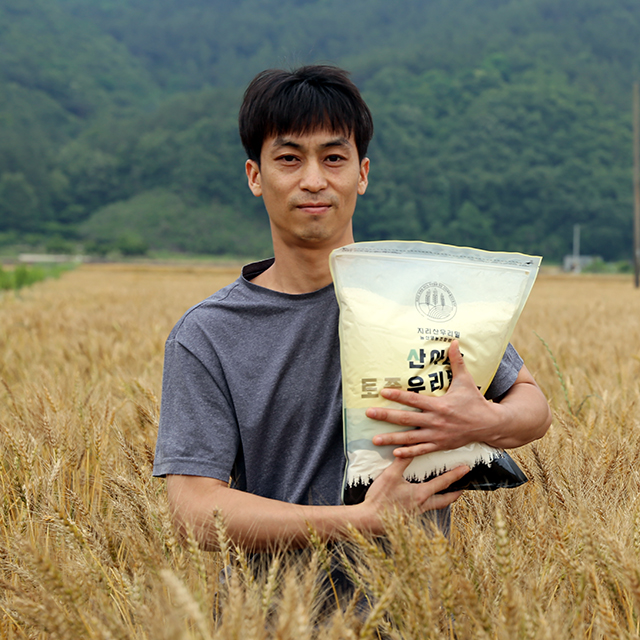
xmin=296 ymin=202 xmax=332 ymax=215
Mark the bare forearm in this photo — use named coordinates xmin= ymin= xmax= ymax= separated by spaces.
xmin=168 ymin=477 xmax=369 ymax=551
xmin=482 ymin=378 xmax=552 ymax=449
xmin=166 ymin=463 xmax=469 ymax=552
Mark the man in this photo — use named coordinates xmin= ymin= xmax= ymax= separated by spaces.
xmin=153 ymin=65 xmax=551 ymax=551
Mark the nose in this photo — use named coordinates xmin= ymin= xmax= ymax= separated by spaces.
xmin=299 ymin=160 xmax=327 ymax=192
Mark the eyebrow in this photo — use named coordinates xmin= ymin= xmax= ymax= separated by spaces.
xmin=271 ymin=136 xmax=352 ymax=151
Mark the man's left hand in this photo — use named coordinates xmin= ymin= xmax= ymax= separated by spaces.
xmin=366 ymin=340 xmax=509 ymax=458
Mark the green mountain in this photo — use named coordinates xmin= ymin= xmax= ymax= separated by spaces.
xmin=0 ymin=0 xmax=638 ymax=261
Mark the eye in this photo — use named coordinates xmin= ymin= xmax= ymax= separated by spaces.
xmin=326 ymin=154 xmax=345 ymax=163
xmin=275 ymin=153 xmax=300 ymax=164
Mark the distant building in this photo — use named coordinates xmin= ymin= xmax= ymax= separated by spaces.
xmin=18 ymin=254 xmax=85 ymax=264
xmin=562 ymin=255 xmax=598 ymax=273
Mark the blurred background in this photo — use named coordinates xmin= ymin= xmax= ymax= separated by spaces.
xmin=0 ymin=0 xmax=637 ymax=268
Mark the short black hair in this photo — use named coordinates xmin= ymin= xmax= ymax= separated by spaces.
xmin=239 ymin=65 xmax=374 ymax=164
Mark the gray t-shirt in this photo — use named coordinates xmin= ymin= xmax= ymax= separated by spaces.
xmin=153 ymin=258 xmax=523 ymax=507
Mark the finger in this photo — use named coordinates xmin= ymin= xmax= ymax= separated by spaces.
xmin=448 ymin=339 xmax=469 ymax=381
xmin=422 ymin=490 xmax=464 ymax=511
xmin=377 ymin=386 xmax=435 ymax=410
xmin=372 ymin=426 xmax=432 ymax=447
xmin=366 ymin=405 xmax=430 ymax=427
xmin=417 ymin=464 xmax=470 ymax=499
xmin=373 ymin=429 xmax=442 ymax=453
xmin=447 ymin=340 xmax=480 ymax=393
xmin=392 ymin=442 xmax=441 ymax=458
xmin=379 ymin=455 xmax=413 ymax=478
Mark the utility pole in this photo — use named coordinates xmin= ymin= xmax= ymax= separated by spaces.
xmin=572 ymin=224 xmax=581 ymax=273
xmin=634 ymin=82 xmax=640 ymax=288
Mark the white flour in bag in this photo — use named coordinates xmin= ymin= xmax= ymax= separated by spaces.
xmin=329 ymin=241 xmax=541 ymax=505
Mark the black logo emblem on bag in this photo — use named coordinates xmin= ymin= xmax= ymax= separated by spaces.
xmin=415 ymin=282 xmax=457 ymax=321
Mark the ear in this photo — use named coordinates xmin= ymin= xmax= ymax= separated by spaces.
xmin=357 ymin=157 xmax=370 ymax=196
xmin=246 ymin=159 xmax=262 ymax=197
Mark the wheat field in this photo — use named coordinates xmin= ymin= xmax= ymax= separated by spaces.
xmin=1 ymin=264 xmax=640 ymax=639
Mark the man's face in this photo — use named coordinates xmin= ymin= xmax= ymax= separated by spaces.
xmin=245 ymin=129 xmax=369 ymax=251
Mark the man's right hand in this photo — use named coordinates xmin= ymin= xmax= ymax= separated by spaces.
xmin=361 ymin=458 xmax=469 ymax=530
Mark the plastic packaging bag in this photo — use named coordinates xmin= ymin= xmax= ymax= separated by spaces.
xmin=329 ymin=241 xmax=541 ymax=505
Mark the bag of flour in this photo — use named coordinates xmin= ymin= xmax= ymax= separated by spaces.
xmin=329 ymin=241 xmax=541 ymax=505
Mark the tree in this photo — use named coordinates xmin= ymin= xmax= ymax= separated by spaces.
xmin=0 ymin=173 xmax=40 ymax=232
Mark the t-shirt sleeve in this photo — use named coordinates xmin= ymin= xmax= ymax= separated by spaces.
xmin=484 ymin=342 xmax=523 ymax=401
xmin=153 ymin=337 xmax=239 ymax=481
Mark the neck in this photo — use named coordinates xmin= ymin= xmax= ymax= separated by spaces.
xmin=253 ymin=231 xmax=354 ymax=295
